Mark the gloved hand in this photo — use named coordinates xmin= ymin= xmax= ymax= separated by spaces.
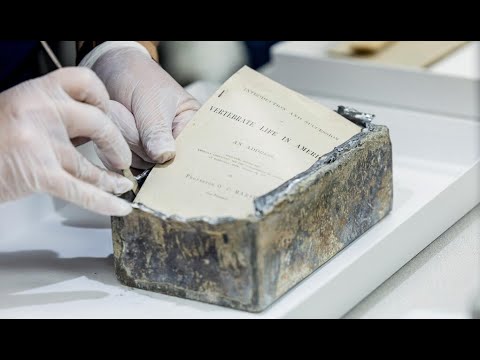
xmin=0 ymin=67 xmax=134 ymax=216
xmin=80 ymin=41 xmax=200 ymax=170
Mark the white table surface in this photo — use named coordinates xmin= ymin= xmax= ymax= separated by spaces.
xmin=344 ymin=204 xmax=480 ymax=318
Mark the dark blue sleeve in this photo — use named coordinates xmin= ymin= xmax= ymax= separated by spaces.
xmin=0 ymin=41 xmax=41 ymax=92
xmin=244 ymin=41 xmax=281 ymax=69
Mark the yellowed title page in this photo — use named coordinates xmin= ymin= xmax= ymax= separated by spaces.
xmin=135 ymin=66 xmax=361 ymax=218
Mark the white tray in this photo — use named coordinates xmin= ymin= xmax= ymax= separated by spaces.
xmin=0 ymin=82 xmax=478 ymax=318
xmin=268 ymin=41 xmax=479 ymax=119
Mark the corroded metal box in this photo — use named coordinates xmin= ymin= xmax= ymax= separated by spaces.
xmin=111 ymin=107 xmax=393 ymax=312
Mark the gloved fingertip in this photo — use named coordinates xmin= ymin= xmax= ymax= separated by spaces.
xmin=111 ymin=199 xmax=133 ymax=216
xmin=157 ymin=151 xmax=176 ymax=164
xmin=115 ymin=177 xmax=134 ymax=195
xmin=145 ymin=139 xmax=176 ymax=164
xmin=94 ymin=142 xmax=132 ymax=171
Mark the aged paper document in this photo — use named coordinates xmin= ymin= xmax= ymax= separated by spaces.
xmin=134 ymin=66 xmax=361 ymax=218
xmin=329 ymin=41 xmax=468 ymax=68
xmin=350 ymin=41 xmax=393 ymax=54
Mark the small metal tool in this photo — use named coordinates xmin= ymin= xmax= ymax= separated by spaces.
xmin=40 ymin=41 xmax=63 ymax=69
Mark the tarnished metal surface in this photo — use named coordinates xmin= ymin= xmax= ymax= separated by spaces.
xmin=112 ymin=108 xmax=393 ymax=312
xmin=112 ymin=211 xmax=257 ymax=309
xmin=254 ymin=125 xmax=392 ymax=308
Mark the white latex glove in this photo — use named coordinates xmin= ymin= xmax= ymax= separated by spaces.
xmin=80 ymin=41 xmax=200 ymax=170
xmin=0 ymin=67 xmax=134 ymax=216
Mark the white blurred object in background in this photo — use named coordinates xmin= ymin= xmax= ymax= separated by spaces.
xmin=159 ymin=41 xmax=248 ymax=85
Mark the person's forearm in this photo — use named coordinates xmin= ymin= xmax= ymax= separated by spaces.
xmin=136 ymin=41 xmax=160 ymax=61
